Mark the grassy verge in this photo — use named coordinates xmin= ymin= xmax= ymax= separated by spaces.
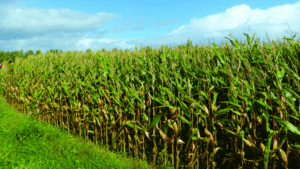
xmin=0 ymin=91 xmax=168 ymax=169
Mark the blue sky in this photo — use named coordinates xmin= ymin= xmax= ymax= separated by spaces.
xmin=0 ymin=0 xmax=300 ymax=54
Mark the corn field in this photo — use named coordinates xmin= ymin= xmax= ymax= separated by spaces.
xmin=1 ymin=33 xmax=300 ymax=169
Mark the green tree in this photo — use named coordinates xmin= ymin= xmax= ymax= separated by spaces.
xmin=35 ymin=50 xmax=42 ymax=56
xmin=25 ymin=50 xmax=34 ymax=58
xmin=85 ymin=48 xmax=92 ymax=54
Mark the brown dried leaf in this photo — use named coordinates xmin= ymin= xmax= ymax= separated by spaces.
xmin=249 ymin=122 xmax=253 ymax=130
xmin=173 ymin=122 xmax=178 ymax=134
xmin=260 ymin=142 xmax=266 ymax=152
xmin=213 ymin=104 xmax=220 ymax=113
xmin=159 ymin=129 xmax=168 ymax=142
xmin=257 ymin=116 xmax=262 ymax=125
xmin=213 ymin=147 xmax=221 ymax=154
xmin=279 ymin=148 xmax=287 ymax=163
xmin=205 ymin=128 xmax=213 ymax=143
xmin=205 ymin=128 xmax=212 ymax=137
xmin=247 ymin=134 xmax=253 ymax=144
xmin=125 ymin=127 xmax=129 ymax=134
xmin=243 ymin=138 xmax=252 ymax=147
xmin=203 ymin=105 xmax=209 ymax=117
xmin=279 ymin=110 xmax=283 ymax=119
xmin=205 ymin=137 xmax=210 ymax=144
xmin=197 ymin=130 xmax=201 ymax=138
xmin=191 ymin=102 xmax=196 ymax=108
xmin=177 ymin=137 xmax=184 ymax=144
xmin=273 ymin=137 xmax=278 ymax=150
xmin=145 ymin=132 xmax=150 ymax=139
xmin=281 ymin=95 xmax=286 ymax=103
xmin=215 ymin=121 xmax=223 ymax=129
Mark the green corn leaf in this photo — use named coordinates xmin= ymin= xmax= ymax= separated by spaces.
xmin=290 ymin=144 xmax=300 ymax=150
xmin=273 ymin=116 xmax=300 ymax=135
xmin=262 ymin=113 xmax=270 ymax=133
xmin=178 ymin=115 xmax=192 ymax=126
xmin=126 ymin=121 xmax=143 ymax=130
xmin=254 ymin=99 xmax=272 ymax=110
xmin=188 ymin=128 xmax=198 ymax=143
xmin=147 ymin=112 xmax=164 ymax=130
xmin=264 ymin=130 xmax=276 ymax=169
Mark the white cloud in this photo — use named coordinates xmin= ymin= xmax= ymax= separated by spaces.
xmin=0 ymin=7 xmax=121 ymax=34
xmin=168 ymin=25 xmax=186 ymax=35
xmin=142 ymin=2 xmax=300 ymax=50
xmin=0 ymin=1 xmax=300 ymax=54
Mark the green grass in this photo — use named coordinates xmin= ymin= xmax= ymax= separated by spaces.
xmin=0 ymin=91 xmax=170 ymax=169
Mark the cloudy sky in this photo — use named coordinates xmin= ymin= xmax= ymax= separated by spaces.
xmin=0 ymin=0 xmax=300 ymax=54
